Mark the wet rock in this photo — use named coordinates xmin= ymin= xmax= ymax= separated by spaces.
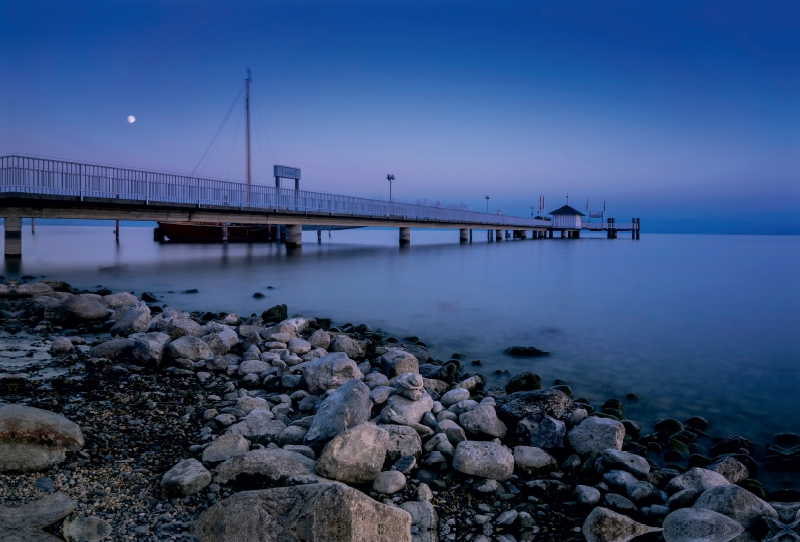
xmin=504 ymin=345 xmax=549 ymax=357
xmin=316 ymin=423 xmax=389 ymax=483
xmin=706 ymin=457 xmax=749 ymax=484
xmin=517 ymin=413 xmax=565 ymax=449
xmin=304 ymin=352 xmax=364 ymax=394
xmin=88 ymin=338 xmax=135 ymax=361
xmin=166 ymin=335 xmax=213 ymax=361
xmin=0 ymin=404 xmax=84 ymax=472
xmin=576 ymin=484 xmax=602 ymax=505
xmin=166 ymin=315 xmax=205 ymax=339
xmin=304 ymin=379 xmax=372 ymax=447
xmin=380 ymin=349 xmax=419 ymax=377
xmin=160 ymin=458 xmax=211 ymax=497
xmin=669 ymin=488 xmax=702 ymax=509
xmin=497 ymin=389 xmax=576 ymax=424
xmin=226 ymin=409 xmax=286 ymax=444
xmin=261 ymin=304 xmax=288 ymax=323
xmin=582 ymin=507 xmax=661 ymax=542
xmin=101 ymin=291 xmax=138 ymax=309
xmin=626 ymin=481 xmax=662 ymax=505
xmin=601 ymin=449 xmax=651 ymax=478
xmin=459 ymin=403 xmax=507 ymax=438
xmin=130 ymin=332 xmax=170 ymax=365
xmin=452 ymin=441 xmax=514 ymax=481
xmin=49 ymin=336 xmax=74 ymax=354
xmin=373 ymin=470 xmax=407 ymax=494
xmin=202 ymin=434 xmax=250 ymax=464
xmin=329 ymin=334 xmax=367 ymax=359
xmin=58 ymin=294 xmax=111 ymax=323
xmin=666 ymin=468 xmax=729 ymax=495
xmin=380 ymin=423 xmax=423 ymax=461
xmin=109 ymin=301 xmax=151 ymax=336
xmin=440 ymin=388 xmax=470 ymax=408
xmin=662 ymin=507 xmax=744 ymax=542
xmin=692 ymin=484 xmax=778 ymax=529
xmin=513 ymin=445 xmax=557 ymax=476
xmin=61 ymin=515 xmax=113 ymax=542
xmin=192 ymin=484 xmax=411 ymax=542
xmin=568 ymin=417 xmax=625 ymax=453
xmin=505 ymin=371 xmax=542 ymax=394
xmin=214 ymin=448 xmax=325 ymax=489
xmin=604 ymin=493 xmax=639 ymax=515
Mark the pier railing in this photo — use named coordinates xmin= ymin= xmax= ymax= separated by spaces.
xmin=1 ymin=155 xmax=552 ymax=228
xmin=582 ymin=221 xmax=638 ymax=230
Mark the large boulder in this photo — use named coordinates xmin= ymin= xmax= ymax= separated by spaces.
xmin=161 ymin=458 xmax=211 ymax=497
xmin=213 ymin=448 xmax=325 ymax=489
xmin=692 ymin=484 xmax=778 ymax=529
xmin=662 ymin=507 xmax=743 ymax=542
xmin=130 ymin=332 xmax=171 ymax=365
xmin=316 ymin=423 xmax=390 ymax=483
xmin=505 ymin=372 xmax=542 ymax=393
xmin=166 ymin=335 xmax=213 ymax=361
xmin=304 ymin=379 xmax=372 ymax=447
xmin=304 ymin=352 xmax=364 ymax=395
xmin=514 ymin=446 xmax=557 ymax=476
xmin=0 ymin=404 xmax=84 ymax=472
xmin=379 ymin=424 xmax=423 ymax=462
xmin=517 ymin=413 xmax=565 ymax=449
xmin=497 ymin=389 xmax=576 ymax=424
xmin=459 ymin=403 xmax=507 ymax=438
xmin=88 ymin=338 xmax=135 ymax=361
xmin=57 ymin=294 xmax=111 ymax=323
xmin=166 ymin=315 xmax=205 ymax=339
xmin=225 ymin=409 xmax=286 ymax=444
xmin=452 ymin=441 xmax=514 ymax=481
xmin=666 ymin=468 xmax=729 ymax=495
xmin=191 ymin=484 xmax=411 ymax=542
xmin=329 ymin=335 xmax=367 ymax=359
xmin=706 ymin=457 xmax=749 ymax=484
xmin=567 ymin=417 xmax=625 ymax=454
xmin=309 ymin=329 xmax=331 ymax=350
xmin=380 ymin=349 xmax=419 ymax=377
xmin=202 ymin=434 xmax=250 ymax=464
xmin=101 ymin=292 xmax=139 ymax=309
xmin=381 ymin=393 xmax=434 ymax=424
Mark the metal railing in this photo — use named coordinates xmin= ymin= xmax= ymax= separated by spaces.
xmin=1 ymin=155 xmax=552 ymax=228
xmin=581 ymin=221 xmax=639 ymax=230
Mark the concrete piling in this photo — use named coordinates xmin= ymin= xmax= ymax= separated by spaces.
xmin=495 ymin=229 xmax=503 ymax=241
xmin=286 ymin=224 xmax=303 ymax=248
xmin=460 ymin=228 xmax=468 ymax=243
xmin=399 ymin=227 xmax=410 ymax=245
xmin=4 ymin=216 xmax=22 ymax=258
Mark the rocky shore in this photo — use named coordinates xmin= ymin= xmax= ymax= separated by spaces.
xmin=0 ymin=277 xmax=798 ymax=542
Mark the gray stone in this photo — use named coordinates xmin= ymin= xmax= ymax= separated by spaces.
xmin=235 ymin=396 xmax=269 ymax=414
xmin=583 ymin=507 xmax=661 ymax=542
xmin=692 ymin=484 xmax=778 ymax=529
xmin=329 ymin=334 xmax=367 ymax=359
xmin=166 ymin=315 xmax=205 ymax=339
xmin=287 ymin=338 xmax=312 ymax=355
xmin=308 ymin=329 xmax=331 ymax=350
xmin=625 ymin=481 xmax=661 ymax=505
xmin=213 ymin=448 xmax=326 ymax=489
xmin=49 ymin=337 xmax=74 ymax=354
xmin=166 ymin=335 xmax=213 ymax=361
xmin=447 ymin=399 xmax=479 ymax=416
xmin=373 ymin=470 xmax=407 ymax=494
xmin=88 ymin=338 xmax=135 ymax=361
xmin=662 ymin=507 xmax=744 ymax=542
xmin=436 ymin=419 xmax=466 ymax=445
xmin=604 ymin=469 xmax=638 ymax=488
xmin=58 ymin=294 xmax=111 ymax=323
xmin=380 ymin=349 xmax=419 ymax=377
xmin=497 ymin=389 xmax=576 ymax=423
xmin=192 ymin=484 xmax=412 ymax=542
xmin=0 ymin=492 xmax=77 ymax=542
xmin=513 ymin=446 xmax=557 ymax=476
xmin=370 ymin=386 xmax=393 ymax=404
xmin=666 ymin=468 xmax=729 ymax=495
xmin=109 ymin=302 xmax=151 ymax=337
xmin=400 ymin=500 xmax=438 ymax=542
xmin=238 ymin=359 xmax=271 ymax=375
xmin=278 ymin=425 xmax=307 ymax=446
xmin=459 ymin=403 xmax=507 ymax=438
xmin=517 ymin=413 xmax=565 ymax=449
xmin=0 ymin=404 xmax=84 ymax=472
xmin=61 ymin=515 xmax=113 ymax=542
xmin=380 ymin=423 xmax=423 ymax=462
xmin=452 ymin=441 xmax=514 ymax=481
xmin=315 ymin=423 xmax=389 ymax=483
xmin=497 ymin=510 xmax=519 ymax=525
xmin=382 ymin=393 xmax=434 ymax=424
xmin=567 ymin=417 xmax=625 ymax=454
xmin=283 ymin=445 xmax=315 ymax=460
xmin=225 ymin=409 xmax=286 ymax=444
xmin=601 ymin=449 xmax=651 ymax=478
xmin=706 ymin=457 xmax=749 ymax=484
xmin=160 ymin=458 xmax=211 ymax=497
xmin=202 ymin=434 xmax=250 ymax=464
xmin=669 ymin=488 xmax=702 ymax=509
xmin=576 ymin=485 xmax=602 ymax=505
xmin=101 ymin=292 xmax=138 ymax=309
xmin=604 ymin=493 xmax=639 ymax=515
xmin=130 ymin=332 xmax=170 ymax=365
xmin=304 ymin=379 xmax=372 ymax=447
xmin=440 ymin=388 xmax=470 ymax=408
xmin=304 ymin=352 xmax=364 ymax=394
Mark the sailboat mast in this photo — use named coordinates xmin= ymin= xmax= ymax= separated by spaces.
xmin=245 ymin=68 xmax=252 ymax=204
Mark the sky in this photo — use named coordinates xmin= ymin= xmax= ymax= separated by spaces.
xmin=2 ymin=0 xmax=798 ymax=224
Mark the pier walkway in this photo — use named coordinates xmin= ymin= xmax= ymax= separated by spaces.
xmin=1 ymin=155 xmax=639 ymax=256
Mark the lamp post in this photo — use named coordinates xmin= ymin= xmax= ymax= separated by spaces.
xmin=485 ymin=196 xmax=491 ymax=241
xmin=387 ymin=174 xmax=395 ymax=217
xmin=485 ymin=196 xmax=490 ymax=214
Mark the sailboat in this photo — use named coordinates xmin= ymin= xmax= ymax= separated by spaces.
xmin=156 ymin=70 xmax=277 ymax=243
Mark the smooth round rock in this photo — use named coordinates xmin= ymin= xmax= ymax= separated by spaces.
xmin=62 ymin=515 xmax=114 ymax=542
xmin=372 ymin=470 xmax=407 ymax=494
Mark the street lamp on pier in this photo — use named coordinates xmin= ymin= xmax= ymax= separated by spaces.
xmin=387 ymin=174 xmax=395 ymax=217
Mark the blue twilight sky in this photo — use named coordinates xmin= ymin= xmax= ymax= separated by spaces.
xmin=2 ymin=0 xmax=798 ymax=222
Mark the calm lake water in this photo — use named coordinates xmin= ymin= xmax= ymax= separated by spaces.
xmin=3 ymin=225 xmax=799 ymax=483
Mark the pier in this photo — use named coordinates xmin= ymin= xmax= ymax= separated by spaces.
xmin=0 ymin=155 xmax=640 ymax=257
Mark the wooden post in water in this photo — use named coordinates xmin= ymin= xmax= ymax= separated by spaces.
xmin=4 ymin=216 xmax=22 ymax=258
xmin=222 ymin=223 xmax=228 ymax=243
xmin=31 ymin=218 xmax=35 ymax=234
xmin=115 ymin=220 xmax=120 ymax=243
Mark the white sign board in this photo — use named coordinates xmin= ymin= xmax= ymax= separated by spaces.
xmin=274 ymin=165 xmax=301 ymax=180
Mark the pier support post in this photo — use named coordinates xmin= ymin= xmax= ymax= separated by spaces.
xmin=115 ymin=220 xmax=120 ymax=243
xmin=31 ymin=218 xmax=35 ymax=234
xmin=222 ymin=223 xmax=228 ymax=243
xmin=520 ymin=230 xmax=527 ymax=239
xmin=459 ymin=228 xmax=468 ymax=243
xmin=635 ymin=218 xmax=640 ymax=239
xmin=4 ymin=216 xmax=22 ymax=258
xmin=574 ymin=230 xmax=580 ymax=239
xmin=286 ymin=225 xmax=302 ymax=248
xmin=317 ymin=230 xmax=322 ymax=243
xmin=495 ymin=229 xmax=503 ymax=241
xmin=399 ymin=227 xmax=410 ymax=245
xmin=561 ymin=230 xmax=567 ymax=239
xmin=469 ymin=229 xmax=473 ymax=243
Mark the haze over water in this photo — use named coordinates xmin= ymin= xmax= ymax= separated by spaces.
xmin=3 ymin=226 xmax=798 ymax=476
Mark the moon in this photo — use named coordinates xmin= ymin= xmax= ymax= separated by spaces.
xmin=127 ymin=115 xmax=136 ymax=123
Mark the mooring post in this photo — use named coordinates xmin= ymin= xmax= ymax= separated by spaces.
xmin=286 ymin=224 xmax=302 ymax=248
xmin=222 ymin=223 xmax=228 ymax=243
xmin=459 ymin=228 xmax=468 ymax=243
xmin=317 ymin=230 xmax=322 ymax=243
xmin=115 ymin=220 xmax=120 ymax=243
xmin=31 ymin=218 xmax=35 ymax=234
xmin=4 ymin=216 xmax=22 ymax=258
xmin=399 ymin=227 xmax=410 ymax=245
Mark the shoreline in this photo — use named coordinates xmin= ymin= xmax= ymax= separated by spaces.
xmin=0 ymin=278 xmax=798 ymax=542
